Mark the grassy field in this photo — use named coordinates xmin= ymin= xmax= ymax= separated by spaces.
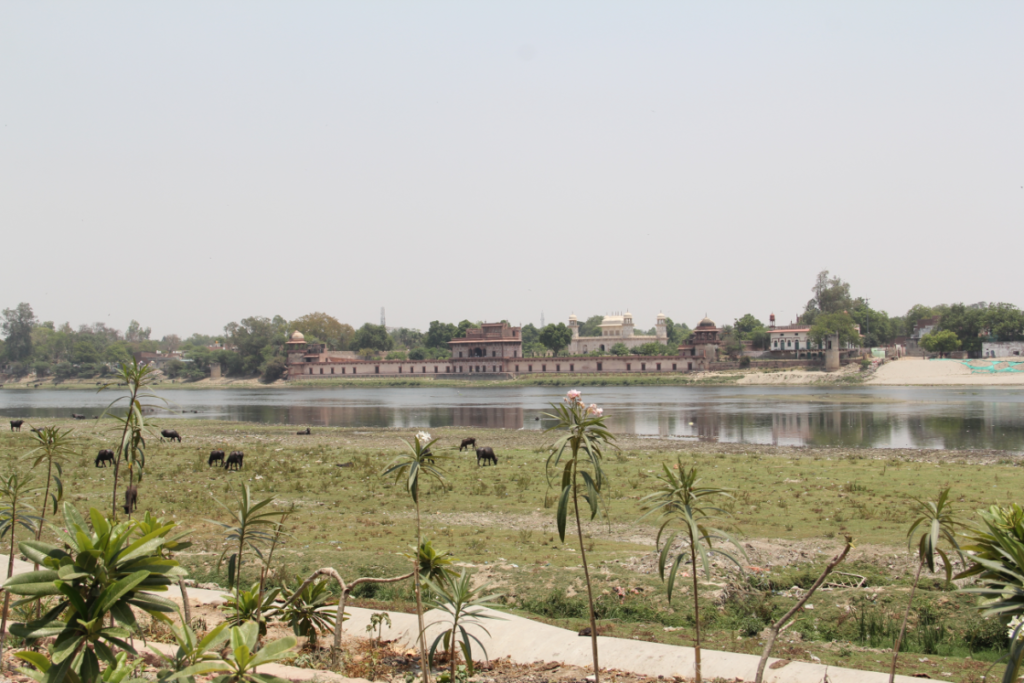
xmin=0 ymin=418 xmax=1018 ymax=681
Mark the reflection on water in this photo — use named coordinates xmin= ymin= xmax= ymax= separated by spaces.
xmin=1 ymin=386 xmax=1022 ymax=451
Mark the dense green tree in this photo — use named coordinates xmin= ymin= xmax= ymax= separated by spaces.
xmin=351 ymin=323 xmax=394 ymax=352
xmin=578 ymin=315 xmax=603 ymax=337
xmin=664 ymin=318 xmax=691 ymax=347
xmin=733 ymin=314 xmax=764 ymax=338
xmin=457 ymin=320 xmax=479 ymax=337
xmin=539 ymin=323 xmax=573 ymax=355
xmin=425 ymin=321 xmax=459 ymax=348
xmin=803 ymin=271 xmax=854 ymax=325
xmin=809 ymin=312 xmax=861 ymax=347
xmin=523 ymin=341 xmax=547 ymax=357
xmin=984 ymin=303 xmax=1024 ymax=341
xmin=2 ymin=302 xmax=36 ymax=361
xmin=938 ymin=304 xmax=984 ymax=354
xmin=610 ymin=343 xmax=631 ymax=356
xmin=849 ymin=301 xmax=896 ymax=347
xmin=386 ymin=350 xmax=408 ymax=360
xmin=390 ymin=327 xmax=425 ymax=349
xmin=902 ymin=304 xmax=936 ymax=337
xmin=920 ymin=330 xmax=961 ymax=357
xmin=521 ymin=323 xmax=540 ymax=347
xmin=225 ymin=315 xmax=290 ymax=375
xmin=71 ymin=336 xmax=102 ymax=365
xmin=633 ymin=342 xmax=675 ymax=356
xmin=291 ymin=312 xmax=354 ymax=350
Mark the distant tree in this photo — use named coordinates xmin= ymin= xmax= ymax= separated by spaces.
xmin=2 ymin=302 xmax=36 ymax=361
xmin=720 ymin=327 xmax=745 ymax=360
xmin=610 ymin=343 xmax=631 ymax=356
xmin=390 ymin=327 xmax=425 ymax=350
xmin=162 ymin=334 xmax=182 ymax=353
xmin=984 ymin=303 xmax=1024 ymax=341
xmin=663 ymin=318 xmax=691 ymax=347
xmin=291 ymin=312 xmax=354 ymax=351
xmin=803 ymin=271 xmax=854 ymax=325
xmin=358 ymin=348 xmax=380 ymax=360
xmin=578 ymin=315 xmax=603 ymax=337
xmin=902 ymin=304 xmax=936 ymax=337
xmin=225 ymin=315 xmax=290 ymax=375
xmin=261 ymin=357 xmax=287 ymax=383
xmin=523 ymin=342 xmax=547 ymax=357
xmin=633 ymin=342 xmax=675 ymax=356
xmin=386 ymin=350 xmax=407 ymax=360
xmin=185 ymin=332 xmax=219 ymax=347
xmin=71 ymin=336 xmax=102 ymax=365
xmin=408 ymin=347 xmax=428 ymax=361
xmin=733 ymin=314 xmax=764 ymax=339
xmin=809 ymin=312 xmax=860 ymax=348
xmin=521 ymin=324 xmax=540 ymax=347
xmin=539 ymin=323 xmax=573 ymax=355
xmin=34 ymin=361 xmax=50 ymax=377
xmin=849 ymin=301 xmax=895 ymax=347
xmin=163 ymin=359 xmax=187 ymax=378
xmin=125 ymin=319 xmax=151 ymax=342
xmin=456 ymin=320 xmax=479 ymax=338
xmin=425 ymin=321 xmax=459 ymax=349
xmin=103 ymin=341 xmax=133 ymax=365
xmin=938 ymin=304 xmax=984 ymax=354
xmin=920 ymin=330 xmax=961 ymax=357
xmin=352 ymin=323 xmax=394 ymax=352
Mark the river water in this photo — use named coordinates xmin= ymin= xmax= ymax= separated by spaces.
xmin=2 ymin=385 xmax=1023 ymax=451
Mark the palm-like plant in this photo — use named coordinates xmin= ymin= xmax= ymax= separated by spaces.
xmin=0 ymin=472 xmax=42 ymax=660
xmin=639 ymin=460 xmax=745 ymax=683
xmin=147 ymin=618 xmax=230 ymax=683
xmin=544 ymin=390 xmax=615 ymax=683
xmin=100 ymin=359 xmax=165 ymax=519
xmin=165 ymin=621 xmax=295 ymax=683
xmin=889 ymin=488 xmax=964 ymax=683
xmin=220 ymin=583 xmax=281 ymax=637
xmin=955 ymin=503 xmax=1024 ymax=683
xmin=382 ymin=430 xmax=448 ymax=683
xmin=424 ymin=569 xmax=504 ymax=682
xmin=208 ymin=484 xmax=286 ymax=590
xmin=279 ymin=578 xmax=338 ymax=647
xmin=22 ymin=425 xmax=74 ymax=537
xmin=3 ymin=504 xmax=187 ymax=683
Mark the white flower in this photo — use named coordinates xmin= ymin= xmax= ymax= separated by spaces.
xmin=416 ymin=431 xmax=431 ymax=445
xmin=1008 ymin=615 xmax=1024 ymax=640
xmin=587 ymin=404 xmax=603 ymax=417
xmin=564 ymin=389 xmax=583 ymax=405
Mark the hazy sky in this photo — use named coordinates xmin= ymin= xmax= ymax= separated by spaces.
xmin=2 ymin=2 xmax=1022 ymax=338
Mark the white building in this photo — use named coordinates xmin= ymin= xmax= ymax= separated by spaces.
xmin=568 ymin=312 xmax=668 ymax=354
xmin=982 ymin=341 xmax=1024 ymax=358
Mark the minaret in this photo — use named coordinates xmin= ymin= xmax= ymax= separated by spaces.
xmin=569 ymin=314 xmax=579 ymax=339
xmin=655 ymin=312 xmax=667 ymax=342
xmin=623 ymin=311 xmax=634 ymax=338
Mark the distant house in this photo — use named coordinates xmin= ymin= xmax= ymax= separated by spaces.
xmin=982 ymin=341 xmax=1024 ymax=358
xmin=133 ymin=351 xmax=184 ymax=370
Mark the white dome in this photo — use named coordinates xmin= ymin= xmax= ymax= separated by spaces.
xmin=569 ymin=314 xmax=577 ymax=322
xmin=290 ymin=330 xmax=305 ymax=342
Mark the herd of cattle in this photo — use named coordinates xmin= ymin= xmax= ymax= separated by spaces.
xmin=10 ymin=419 xmax=501 ymax=475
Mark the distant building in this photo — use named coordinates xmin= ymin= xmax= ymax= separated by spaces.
xmin=133 ymin=351 xmax=184 ymax=370
xmin=678 ymin=316 xmax=722 ymax=366
xmin=568 ymin=312 xmax=667 ymax=354
xmin=447 ymin=322 xmax=523 ymax=360
xmin=982 ymin=341 xmax=1024 ymax=358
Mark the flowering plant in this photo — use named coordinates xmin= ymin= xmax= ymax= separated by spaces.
xmin=544 ymin=390 xmax=616 ymax=683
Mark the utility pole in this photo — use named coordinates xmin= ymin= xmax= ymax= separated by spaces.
xmin=381 ymin=307 xmax=386 ymax=329
xmin=540 ymin=311 xmax=545 ymax=328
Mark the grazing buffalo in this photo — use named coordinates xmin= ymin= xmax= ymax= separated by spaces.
xmin=459 ymin=437 xmax=476 ymax=452
xmin=123 ymin=485 xmax=138 ymax=514
xmin=95 ymin=449 xmax=115 ymax=467
xmin=71 ymin=414 xmax=86 ymax=420
xmin=160 ymin=429 xmax=182 ymax=443
xmin=225 ymin=451 xmax=244 ymax=470
xmin=297 ymin=427 xmax=311 ymax=435
xmin=10 ymin=419 xmax=24 ymax=432
xmin=208 ymin=450 xmax=225 ymax=467
xmin=421 ymin=448 xmax=435 ymax=464
xmin=476 ymin=447 xmax=498 ymax=467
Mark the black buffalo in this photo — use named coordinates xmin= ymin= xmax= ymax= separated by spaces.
xmin=10 ymin=419 xmax=24 ymax=432
xmin=71 ymin=413 xmax=86 ymax=420
xmin=459 ymin=437 xmax=476 ymax=452
xmin=209 ymin=450 xmax=225 ymax=467
xmin=225 ymin=451 xmax=244 ymax=470
xmin=421 ymin=448 xmax=435 ymax=464
xmin=476 ymin=447 xmax=498 ymax=466
xmin=95 ymin=449 xmax=115 ymax=467
xmin=123 ymin=485 xmax=138 ymax=514
xmin=160 ymin=429 xmax=182 ymax=442
xmin=297 ymin=427 xmax=311 ymax=435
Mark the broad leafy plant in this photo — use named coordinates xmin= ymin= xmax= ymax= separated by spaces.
xmin=956 ymin=503 xmax=1024 ymax=683
xmin=544 ymin=390 xmax=615 ymax=683
xmin=208 ymin=484 xmax=286 ymax=590
xmin=221 ymin=583 xmax=281 ymax=637
xmin=99 ymin=359 xmax=166 ymax=519
xmin=22 ymin=426 xmax=74 ymax=535
xmin=147 ymin=619 xmax=230 ymax=683
xmin=2 ymin=504 xmax=187 ymax=683
xmin=17 ymin=650 xmax=147 ymax=683
xmin=423 ymin=569 xmax=504 ymax=682
xmin=382 ymin=430 xmax=449 ymax=683
xmin=639 ymin=460 xmax=746 ymax=683
xmin=279 ymin=578 xmax=338 ymax=647
xmin=889 ymin=488 xmax=964 ymax=683
xmin=0 ymin=472 xmax=42 ymax=659
xmin=166 ymin=621 xmax=295 ymax=683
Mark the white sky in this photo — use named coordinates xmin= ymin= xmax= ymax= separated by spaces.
xmin=2 ymin=2 xmax=1022 ymax=338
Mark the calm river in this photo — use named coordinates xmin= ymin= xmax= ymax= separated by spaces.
xmin=2 ymin=386 xmax=1023 ymax=451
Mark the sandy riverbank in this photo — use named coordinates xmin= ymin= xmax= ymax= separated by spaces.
xmin=868 ymin=356 xmax=1024 ymax=385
